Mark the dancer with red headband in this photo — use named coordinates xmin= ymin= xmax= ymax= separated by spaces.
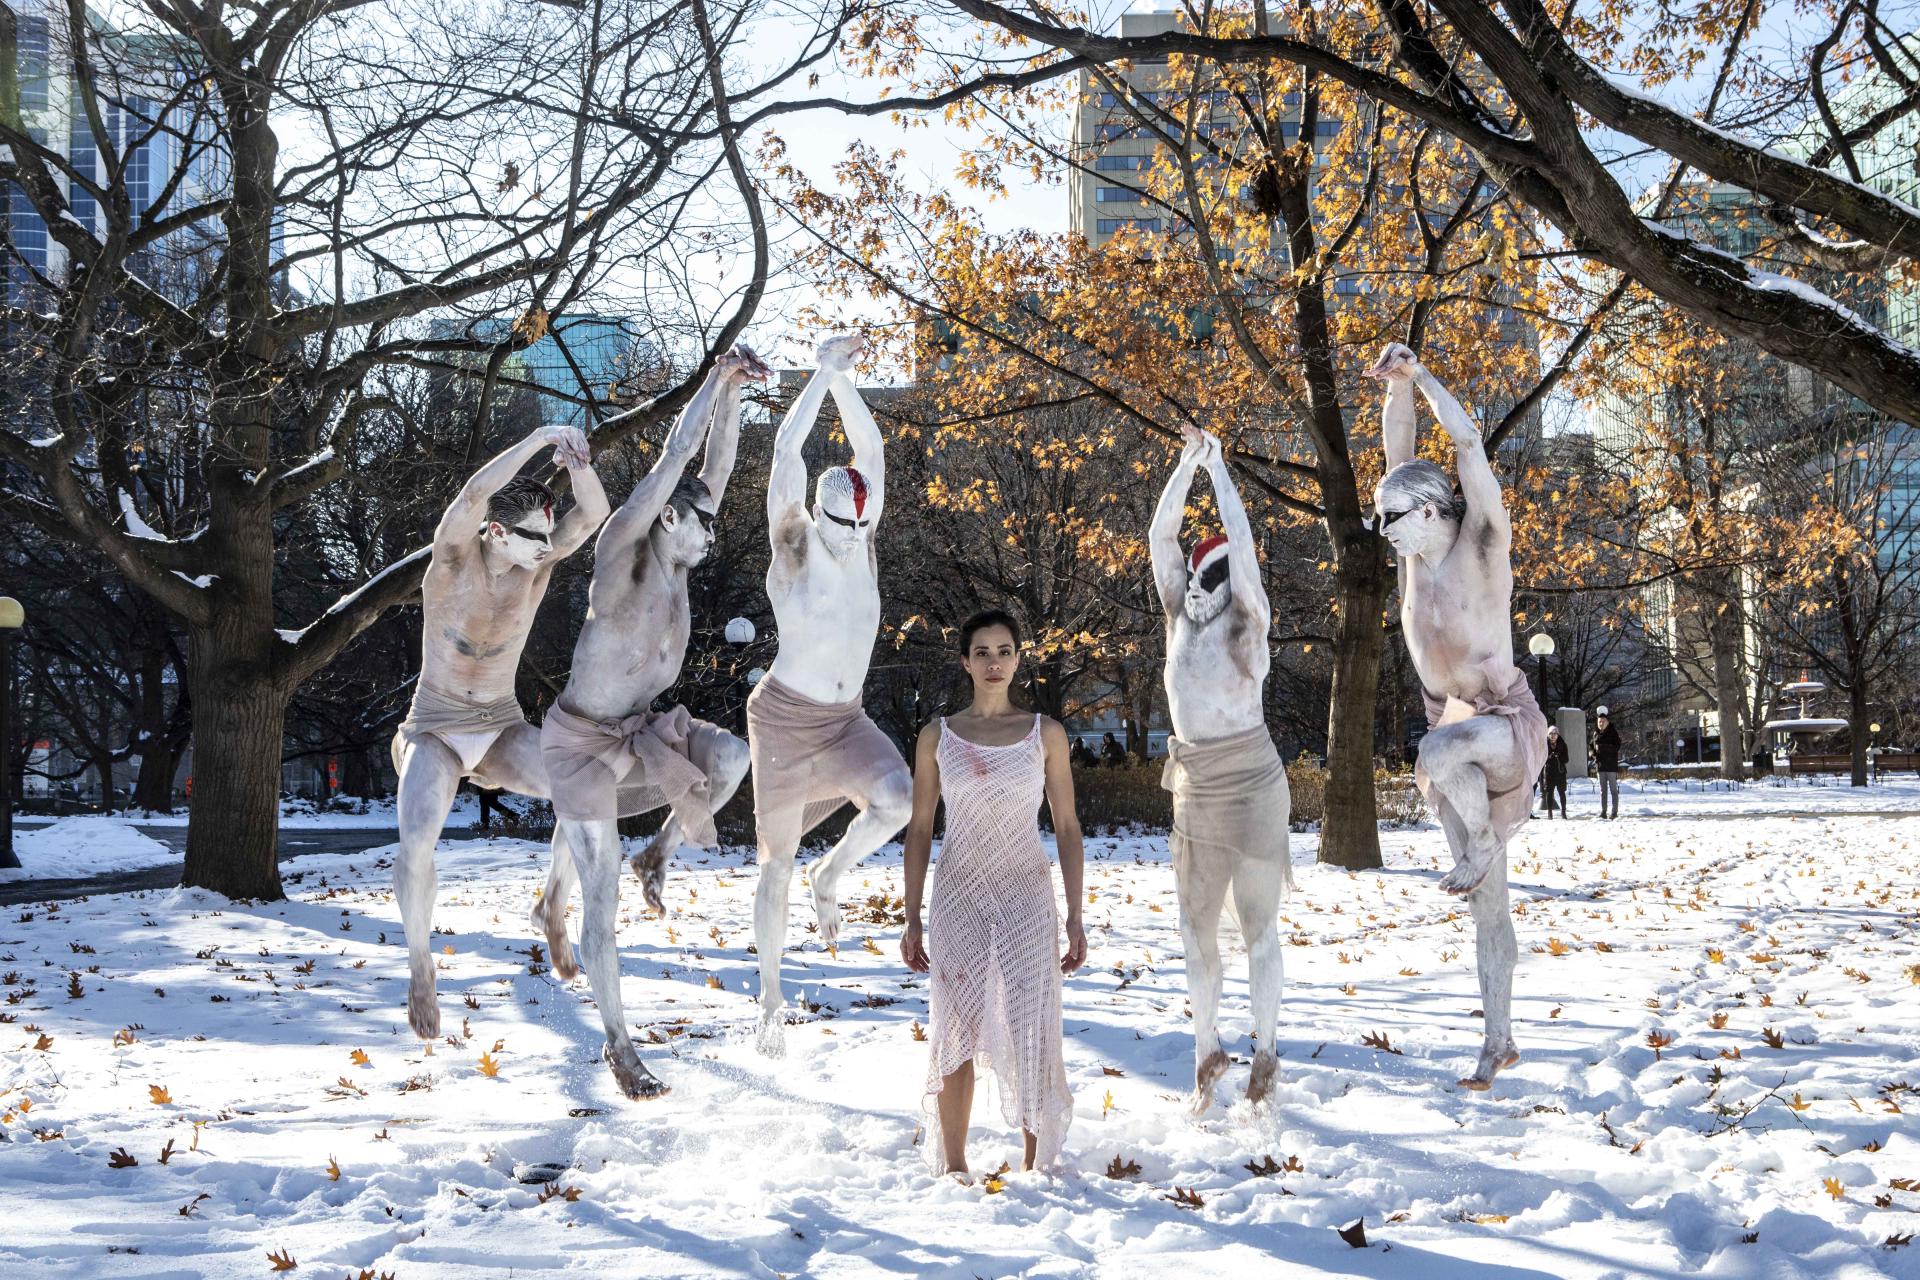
xmin=1149 ymin=425 xmax=1294 ymax=1113
xmin=746 ymin=332 xmax=915 ymax=1057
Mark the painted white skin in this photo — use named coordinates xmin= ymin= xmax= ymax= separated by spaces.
xmin=395 ymin=426 xmax=609 ymax=1041
xmin=532 ymin=346 xmax=767 ymax=1100
xmin=753 ymin=332 xmax=913 ymax=1056
xmin=1148 ymin=425 xmax=1289 ymax=1111
xmin=1366 ymin=341 xmax=1527 ymax=1092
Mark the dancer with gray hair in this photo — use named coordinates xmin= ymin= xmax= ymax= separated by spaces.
xmin=1149 ymin=424 xmax=1293 ymax=1113
xmin=1365 ymin=342 xmax=1547 ymax=1092
xmin=392 ymin=425 xmax=608 ymax=1041
xmin=533 ymin=344 xmax=767 ymax=1099
xmin=747 ymin=331 xmax=913 ymax=1057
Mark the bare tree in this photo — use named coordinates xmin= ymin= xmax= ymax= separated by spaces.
xmin=0 ymin=0 xmax=836 ymax=896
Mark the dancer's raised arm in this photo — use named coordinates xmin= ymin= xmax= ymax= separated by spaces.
xmin=1414 ymin=365 xmax=1509 ymax=547
xmin=550 ymin=444 xmax=610 ymax=557
xmin=1366 ymin=342 xmax=1419 ymax=474
xmin=598 ymin=349 xmax=745 ymax=557
xmin=824 ymin=341 xmax=885 ymax=522
xmin=768 ymin=337 xmax=851 ymax=531
xmin=698 ymin=344 xmax=767 ymax=510
xmin=1196 ymin=429 xmax=1269 ymax=623
xmin=1150 ymin=431 xmax=1205 ymax=616
xmin=433 ymin=425 xmax=589 ymax=551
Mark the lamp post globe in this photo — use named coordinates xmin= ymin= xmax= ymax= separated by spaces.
xmin=724 ymin=617 xmax=755 ymax=648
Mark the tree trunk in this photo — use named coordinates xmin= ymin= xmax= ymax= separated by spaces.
xmin=339 ymin=747 xmax=378 ymax=798
xmin=179 ymin=625 xmax=288 ymax=900
xmin=1850 ymin=678 xmax=1870 ymax=788
xmin=1707 ymin=590 xmax=1747 ymax=780
xmin=131 ymin=650 xmax=176 ymax=812
xmin=132 ymin=742 xmax=176 ymax=813
xmin=90 ymin=749 xmax=117 ymax=812
xmin=1319 ymin=552 xmax=1390 ymax=869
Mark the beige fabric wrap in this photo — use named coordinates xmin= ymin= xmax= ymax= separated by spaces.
xmin=746 ymin=674 xmax=905 ymax=836
xmin=390 ymin=686 xmax=525 ymax=788
xmin=1415 ymin=661 xmax=1550 ymax=843
xmin=1160 ymin=723 xmax=1296 ymax=895
xmin=539 ymin=701 xmax=719 ymax=845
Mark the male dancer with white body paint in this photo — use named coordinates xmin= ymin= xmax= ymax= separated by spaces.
xmin=1150 ymin=424 xmax=1293 ymax=1113
xmin=532 ymin=345 xmax=767 ymax=1099
xmin=1365 ymin=341 xmax=1547 ymax=1092
xmin=747 ymin=332 xmax=913 ymax=1057
xmin=393 ymin=425 xmax=609 ymax=1040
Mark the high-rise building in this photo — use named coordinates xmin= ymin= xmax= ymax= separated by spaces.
xmin=3 ymin=0 xmax=246 ymax=306
xmin=426 ymin=314 xmax=661 ymax=426
xmin=1067 ymin=10 xmax=1344 ymax=250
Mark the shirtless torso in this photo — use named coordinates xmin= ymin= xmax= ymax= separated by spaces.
xmin=1150 ymin=426 xmax=1291 ymax=1110
xmin=393 ymin=425 xmax=608 ymax=1041
xmin=749 ymin=332 xmax=913 ymax=1056
xmin=1367 ymin=341 xmax=1545 ymax=1092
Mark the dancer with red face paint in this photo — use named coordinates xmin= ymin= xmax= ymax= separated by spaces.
xmin=1149 ymin=425 xmax=1294 ymax=1113
xmin=747 ymin=332 xmax=915 ymax=1057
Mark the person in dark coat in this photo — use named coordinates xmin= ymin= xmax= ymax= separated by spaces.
xmin=1592 ymin=707 xmax=1622 ymax=819
xmin=1539 ymin=725 xmax=1569 ymax=818
xmin=1100 ymin=732 xmax=1127 ymax=768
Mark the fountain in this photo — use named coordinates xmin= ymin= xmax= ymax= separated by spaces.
xmin=1761 ymin=673 xmax=1849 ymax=740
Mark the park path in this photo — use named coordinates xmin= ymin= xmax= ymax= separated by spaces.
xmin=0 ymin=825 xmax=470 ymax=905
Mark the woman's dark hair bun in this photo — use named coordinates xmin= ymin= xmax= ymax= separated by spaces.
xmin=957 ymin=607 xmax=1022 ymax=654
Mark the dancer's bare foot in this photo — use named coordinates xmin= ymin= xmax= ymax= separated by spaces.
xmin=605 ymin=1044 xmax=670 ymax=1100
xmin=630 ymin=839 xmax=669 ymax=916
xmin=1457 ymin=1041 xmax=1520 ymax=1092
xmin=1247 ymin=1051 xmax=1279 ymax=1104
xmin=1438 ymin=855 xmax=1493 ymax=897
xmin=407 ymin=962 xmax=440 ymax=1041
xmin=1189 ymin=1047 xmax=1229 ymax=1115
xmin=756 ymin=1008 xmax=787 ymax=1059
xmin=529 ymin=897 xmax=578 ymax=980
xmin=945 ymin=1167 xmax=973 ymax=1186
xmin=812 ymin=879 xmax=842 ymax=949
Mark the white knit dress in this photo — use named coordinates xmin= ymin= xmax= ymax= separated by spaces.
xmin=923 ymin=715 xmax=1073 ymax=1171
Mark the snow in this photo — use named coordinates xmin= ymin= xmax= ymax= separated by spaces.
xmin=117 ymin=489 xmax=168 ymax=542
xmin=275 ymin=546 xmax=430 ymax=647
xmin=2 ymin=807 xmax=1917 ymax=1277
xmin=0 ymin=815 xmax=176 ymax=882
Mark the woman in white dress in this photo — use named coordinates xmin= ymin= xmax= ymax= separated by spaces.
xmin=901 ymin=609 xmax=1088 ymax=1177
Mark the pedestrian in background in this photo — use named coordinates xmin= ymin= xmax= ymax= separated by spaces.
xmin=1540 ymin=725 xmax=1569 ymax=818
xmin=1593 ymin=707 xmax=1622 ymax=820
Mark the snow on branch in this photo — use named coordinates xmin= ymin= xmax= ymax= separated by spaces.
xmin=275 ymin=546 xmax=431 ymax=648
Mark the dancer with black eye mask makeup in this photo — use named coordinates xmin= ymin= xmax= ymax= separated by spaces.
xmin=531 ymin=344 xmax=769 ymax=1100
xmin=1364 ymin=341 xmax=1548 ymax=1093
xmin=1148 ymin=425 xmax=1294 ymax=1114
xmin=390 ymin=425 xmax=608 ymax=1041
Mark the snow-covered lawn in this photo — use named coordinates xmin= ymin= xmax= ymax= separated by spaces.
xmin=0 ymin=815 xmax=180 ymax=882
xmin=1 ymin=813 xmax=1916 ymax=1279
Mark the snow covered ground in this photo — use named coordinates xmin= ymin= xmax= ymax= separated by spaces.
xmin=1 ymin=811 xmax=1917 ymax=1278
xmin=0 ymin=815 xmax=180 ymax=882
